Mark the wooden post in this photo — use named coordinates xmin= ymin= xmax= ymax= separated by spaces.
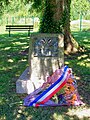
xmin=12 ymin=17 xmax=14 ymax=25
xmin=6 ymin=17 xmax=8 ymax=25
xmin=80 ymin=13 xmax=83 ymax=31
xmin=25 ymin=17 xmax=26 ymax=24
xmin=8 ymin=26 xmax=11 ymax=37
xmin=28 ymin=30 xmax=30 ymax=36
xmin=9 ymin=30 xmax=10 ymax=37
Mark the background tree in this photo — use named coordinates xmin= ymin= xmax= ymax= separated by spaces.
xmin=1 ymin=0 xmax=90 ymax=53
xmin=0 ymin=0 xmax=9 ymax=15
xmin=32 ymin=0 xmax=78 ymax=53
xmin=71 ymin=0 xmax=90 ymax=20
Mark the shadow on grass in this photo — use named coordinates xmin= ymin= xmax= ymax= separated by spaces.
xmin=0 ymin=33 xmax=29 ymax=120
xmin=65 ymin=31 xmax=90 ymax=106
xmin=0 ymin=32 xmax=90 ymax=120
xmin=72 ymin=31 xmax=90 ymax=49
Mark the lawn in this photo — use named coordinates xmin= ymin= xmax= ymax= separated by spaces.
xmin=0 ymin=31 xmax=90 ymax=120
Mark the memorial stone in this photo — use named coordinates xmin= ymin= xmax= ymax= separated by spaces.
xmin=16 ymin=33 xmax=64 ymax=94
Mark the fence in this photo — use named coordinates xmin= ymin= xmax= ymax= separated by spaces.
xmin=0 ymin=16 xmax=90 ymax=32
xmin=0 ymin=17 xmax=40 ymax=28
xmin=70 ymin=19 xmax=90 ymax=31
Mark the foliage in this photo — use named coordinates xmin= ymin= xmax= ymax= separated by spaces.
xmin=0 ymin=0 xmax=39 ymax=18
xmin=1 ymin=0 xmax=90 ymax=21
xmin=4 ymin=0 xmax=32 ymax=17
xmin=71 ymin=0 xmax=90 ymax=20
xmin=32 ymin=0 xmax=42 ymax=9
xmin=0 ymin=0 xmax=8 ymax=15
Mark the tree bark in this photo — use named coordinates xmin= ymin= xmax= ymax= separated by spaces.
xmin=63 ymin=0 xmax=78 ymax=54
xmin=53 ymin=0 xmax=64 ymax=22
xmin=40 ymin=0 xmax=79 ymax=53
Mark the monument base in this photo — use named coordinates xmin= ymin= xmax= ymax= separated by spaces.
xmin=16 ymin=67 xmax=45 ymax=94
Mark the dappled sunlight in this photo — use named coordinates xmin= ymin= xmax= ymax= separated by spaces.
xmin=0 ymin=66 xmax=7 ymax=71
xmin=20 ymin=58 xmax=27 ymax=62
xmin=12 ymin=41 xmax=27 ymax=45
xmin=18 ymin=36 xmax=29 ymax=39
xmin=77 ymin=57 xmax=90 ymax=69
xmin=0 ymin=31 xmax=90 ymax=120
xmin=22 ymin=46 xmax=29 ymax=49
xmin=61 ymin=31 xmax=90 ymax=109
xmin=82 ymin=36 xmax=89 ymax=39
xmin=77 ymin=54 xmax=88 ymax=60
xmin=8 ymin=59 xmax=14 ymax=63
xmin=0 ymin=115 xmax=6 ymax=120
xmin=4 ymin=47 xmax=11 ymax=50
xmin=52 ymin=106 xmax=90 ymax=120
xmin=15 ymin=107 xmax=33 ymax=120
xmin=21 ymin=106 xmax=90 ymax=120
xmin=77 ymin=61 xmax=86 ymax=67
xmin=74 ymin=76 xmax=81 ymax=80
xmin=0 ymin=96 xmax=6 ymax=105
xmin=65 ymin=61 xmax=70 ymax=65
xmin=66 ymin=107 xmax=90 ymax=119
xmin=83 ymin=39 xmax=90 ymax=42
xmin=53 ymin=113 xmax=63 ymax=120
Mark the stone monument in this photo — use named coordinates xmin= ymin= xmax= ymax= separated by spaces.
xmin=16 ymin=33 xmax=64 ymax=94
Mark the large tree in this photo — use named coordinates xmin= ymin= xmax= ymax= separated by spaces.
xmin=1 ymin=0 xmax=86 ymax=53
xmin=32 ymin=0 xmax=79 ymax=54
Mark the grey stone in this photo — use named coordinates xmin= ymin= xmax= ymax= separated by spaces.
xmin=16 ymin=67 xmax=34 ymax=94
xmin=16 ymin=33 xmax=64 ymax=94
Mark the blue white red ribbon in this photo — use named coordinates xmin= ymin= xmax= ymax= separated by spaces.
xmin=28 ymin=66 xmax=71 ymax=107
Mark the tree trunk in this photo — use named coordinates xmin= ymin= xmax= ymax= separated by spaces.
xmin=50 ymin=0 xmax=64 ymax=21
xmin=40 ymin=0 xmax=79 ymax=53
xmin=63 ymin=0 xmax=78 ymax=54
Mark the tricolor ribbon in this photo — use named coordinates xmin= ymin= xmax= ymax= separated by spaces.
xmin=28 ymin=66 xmax=71 ymax=107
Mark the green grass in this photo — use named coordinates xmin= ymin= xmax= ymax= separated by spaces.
xmin=0 ymin=31 xmax=90 ymax=120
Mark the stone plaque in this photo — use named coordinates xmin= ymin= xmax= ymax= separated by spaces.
xmin=28 ymin=33 xmax=64 ymax=90
xmin=34 ymin=37 xmax=58 ymax=57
